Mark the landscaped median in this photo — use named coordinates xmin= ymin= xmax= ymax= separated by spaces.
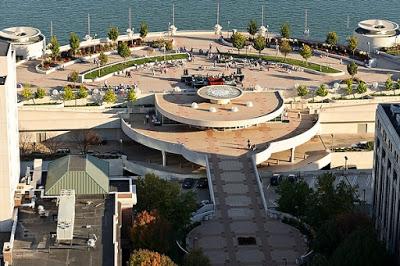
xmin=221 ymin=52 xmax=343 ymax=76
xmin=81 ymin=53 xmax=190 ymax=82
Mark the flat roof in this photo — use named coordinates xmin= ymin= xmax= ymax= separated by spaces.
xmin=0 ymin=27 xmax=41 ymax=41
xmin=12 ymin=194 xmax=115 ymax=266
xmin=156 ymin=91 xmax=283 ymax=126
xmin=358 ymin=19 xmax=399 ymax=33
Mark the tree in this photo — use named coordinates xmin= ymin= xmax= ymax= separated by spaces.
xmin=130 ymin=210 xmax=173 ymax=255
xmin=231 ymin=32 xmax=246 ymax=54
xmin=129 ymin=249 xmax=176 ymax=266
xmin=299 ymin=44 xmax=312 ymax=65
xmin=279 ymin=40 xmax=292 ymax=61
xmin=63 ymin=86 xmax=75 ymax=101
xmin=347 ymin=62 xmax=358 ymax=79
xmin=136 ymin=173 xmax=197 ymax=231
xmin=35 ymin=87 xmax=46 ymax=99
xmin=139 ymin=22 xmax=149 ymax=39
xmin=345 ymin=79 xmax=353 ymax=96
xmin=118 ymin=42 xmax=131 ymax=59
xmin=253 ymin=35 xmax=266 ymax=55
xmin=183 ymin=249 xmax=211 ymax=266
xmin=280 ymin=23 xmax=290 ymax=39
xmin=72 ymin=129 xmax=102 ymax=153
xmin=69 ymin=32 xmax=80 ymax=57
xmin=21 ymin=84 xmax=33 ymax=101
xmin=305 ymin=173 xmax=358 ymax=227
xmin=385 ymin=76 xmax=394 ymax=92
xmin=98 ymin=52 xmax=108 ymax=66
xmin=309 ymin=253 xmax=329 ymax=266
xmin=103 ymin=89 xmax=117 ymax=103
xmin=107 ymin=26 xmax=119 ymax=45
xmin=356 ymin=81 xmax=367 ymax=94
xmin=297 ymin=85 xmax=309 ymax=98
xmin=347 ymin=36 xmax=358 ymax=56
xmin=326 ymin=32 xmax=339 ymax=46
xmin=76 ymin=85 xmax=88 ymax=99
xmin=127 ymin=89 xmax=137 ymax=104
xmin=247 ymin=20 xmax=258 ymax=38
xmin=277 ymin=180 xmax=312 ymax=218
xmin=315 ymin=84 xmax=329 ymax=98
xmin=329 ymin=226 xmax=392 ymax=266
xmin=69 ymin=70 xmax=79 ymax=86
xmin=49 ymin=35 xmax=60 ymax=61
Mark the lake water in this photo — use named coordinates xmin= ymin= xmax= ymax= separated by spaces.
xmin=0 ymin=0 xmax=399 ymax=44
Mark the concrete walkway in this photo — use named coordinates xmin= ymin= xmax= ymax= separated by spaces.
xmin=187 ymin=155 xmax=306 ymax=266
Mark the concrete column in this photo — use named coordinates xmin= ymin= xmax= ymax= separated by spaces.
xmin=290 ymin=147 xmax=295 ymax=163
xmin=162 ymin=150 xmax=166 ymax=167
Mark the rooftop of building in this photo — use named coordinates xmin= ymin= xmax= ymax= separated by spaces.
xmin=356 ymin=19 xmax=399 ymax=35
xmin=381 ymin=104 xmax=400 ymax=137
xmin=11 ymin=193 xmax=115 ymax=266
xmin=0 ymin=27 xmax=42 ymax=42
xmin=45 ymin=155 xmax=110 ymax=195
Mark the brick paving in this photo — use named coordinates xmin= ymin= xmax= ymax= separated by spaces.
xmin=187 ymin=154 xmax=306 ymax=266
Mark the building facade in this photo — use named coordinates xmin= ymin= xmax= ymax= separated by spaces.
xmin=373 ymin=104 xmax=400 ymax=262
xmin=0 ymin=42 xmax=20 ymax=232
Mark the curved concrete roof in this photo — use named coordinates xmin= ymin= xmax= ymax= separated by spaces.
xmin=358 ymin=19 xmax=399 ymax=34
xmin=0 ymin=27 xmax=42 ymax=42
xmin=197 ymin=85 xmax=243 ymax=102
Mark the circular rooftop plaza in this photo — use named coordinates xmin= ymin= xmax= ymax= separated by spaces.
xmin=0 ymin=27 xmax=43 ymax=43
xmin=155 ymin=91 xmax=284 ymax=129
xmin=358 ymin=19 xmax=399 ymax=35
xmin=197 ymin=85 xmax=243 ymax=105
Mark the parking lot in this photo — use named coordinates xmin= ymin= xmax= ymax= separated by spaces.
xmin=178 ymin=177 xmax=211 ymax=206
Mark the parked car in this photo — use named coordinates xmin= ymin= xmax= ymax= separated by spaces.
xmin=288 ymin=174 xmax=298 ymax=183
xmin=196 ymin=177 xmax=208 ymax=189
xmin=182 ymin=178 xmax=195 ymax=189
xmin=270 ymin=174 xmax=282 ymax=186
xmin=56 ymin=148 xmax=70 ymax=154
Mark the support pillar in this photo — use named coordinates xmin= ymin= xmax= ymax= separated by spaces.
xmin=290 ymin=147 xmax=295 ymax=163
xmin=162 ymin=150 xmax=167 ymax=167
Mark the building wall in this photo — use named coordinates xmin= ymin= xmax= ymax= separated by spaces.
xmin=0 ymin=45 xmax=20 ymax=231
xmin=354 ymin=31 xmax=400 ymax=52
xmin=372 ymin=105 xmax=400 ymax=263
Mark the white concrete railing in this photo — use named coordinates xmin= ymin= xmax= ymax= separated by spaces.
xmin=253 ymin=116 xmax=321 ymax=165
xmin=121 ymin=118 xmax=207 ymax=166
xmin=155 ymin=91 xmax=285 ymax=128
xmin=205 ymin=156 xmax=216 ymax=213
xmin=122 ymin=158 xmax=202 ymax=180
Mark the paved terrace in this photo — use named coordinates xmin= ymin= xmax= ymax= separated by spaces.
xmin=188 ymin=155 xmax=306 ymax=266
xmin=156 ymin=91 xmax=281 ymax=122
xmin=126 ymin=110 xmax=316 ymax=157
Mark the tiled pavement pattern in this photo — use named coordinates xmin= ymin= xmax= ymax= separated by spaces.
xmin=188 ymin=155 xmax=306 ymax=266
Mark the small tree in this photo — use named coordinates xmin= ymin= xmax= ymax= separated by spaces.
xmin=300 ymin=44 xmax=312 ymax=65
xmin=347 ymin=36 xmax=358 ymax=56
xmin=107 ymin=26 xmax=119 ymax=46
xmin=21 ymin=84 xmax=33 ymax=101
xmin=385 ymin=76 xmax=393 ymax=92
xmin=63 ymin=86 xmax=75 ymax=101
xmin=253 ymin=35 xmax=266 ymax=55
xmin=316 ymin=84 xmax=329 ymax=97
xmin=231 ymin=32 xmax=246 ymax=54
xmin=127 ymin=89 xmax=137 ymax=105
xmin=279 ymin=40 xmax=292 ymax=61
xmin=347 ymin=62 xmax=358 ymax=79
xmin=129 ymin=249 xmax=176 ymax=266
xmin=103 ymin=89 xmax=117 ymax=103
xmin=183 ymin=248 xmax=210 ymax=266
xmin=356 ymin=81 xmax=367 ymax=94
xmin=69 ymin=70 xmax=79 ymax=87
xmin=326 ymin=32 xmax=339 ymax=46
xmin=77 ymin=85 xmax=88 ymax=99
xmin=49 ymin=35 xmax=60 ymax=61
xmin=118 ymin=42 xmax=131 ymax=59
xmin=69 ymin=32 xmax=80 ymax=57
xmin=35 ymin=87 xmax=46 ymax=99
xmin=247 ymin=20 xmax=258 ymax=38
xmin=139 ymin=22 xmax=149 ymax=39
xmin=345 ymin=79 xmax=353 ymax=97
xmin=297 ymin=85 xmax=309 ymax=98
xmin=72 ymin=129 xmax=102 ymax=154
xmin=280 ymin=23 xmax=290 ymax=39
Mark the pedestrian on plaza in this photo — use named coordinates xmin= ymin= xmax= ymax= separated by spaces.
xmin=247 ymin=139 xmax=251 ymax=150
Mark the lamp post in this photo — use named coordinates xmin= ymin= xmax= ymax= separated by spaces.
xmin=163 ymin=43 xmax=166 ymax=61
xmin=367 ymin=41 xmax=371 ymax=56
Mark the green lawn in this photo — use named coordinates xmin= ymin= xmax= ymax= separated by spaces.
xmin=223 ymin=53 xmax=341 ymax=74
xmin=84 ymin=53 xmax=189 ymax=80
